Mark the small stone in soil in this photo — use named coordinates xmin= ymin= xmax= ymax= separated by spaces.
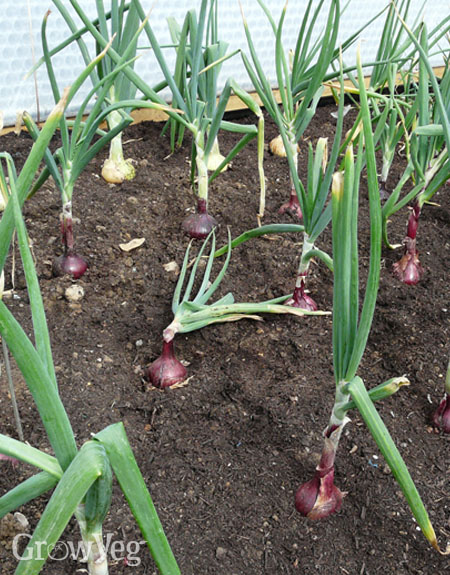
xmin=216 ymin=547 xmax=227 ymax=559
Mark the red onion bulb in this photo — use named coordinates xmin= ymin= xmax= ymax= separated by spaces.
xmin=145 ymin=340 xmax=187 ymax=389
xmin=53 ymin=252 xmax=88 ymax=279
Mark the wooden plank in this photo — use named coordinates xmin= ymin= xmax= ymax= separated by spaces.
xmin=0 ymin=66 xmax=445 ymax=135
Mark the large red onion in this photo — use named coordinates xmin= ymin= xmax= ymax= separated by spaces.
xmin=145 ymin=340 xmax=187 ymax=389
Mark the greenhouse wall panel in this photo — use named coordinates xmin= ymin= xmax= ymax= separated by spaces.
xmin=0 ymin=0 xmax=446 ymax=126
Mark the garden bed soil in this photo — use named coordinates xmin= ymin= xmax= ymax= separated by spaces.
xmin=0 ymin=102 xmax=449 ymax=575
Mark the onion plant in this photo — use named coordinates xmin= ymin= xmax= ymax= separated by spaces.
xmin=383 ymin=23 xmax=449 ymax=284
xmin=342 ymin=0 xmax=449 ymax=95
xmin=24 ymin=14 xmax=130 ymax=277
xmin=241 ymin=0 xmax=342 ymax=218
xmin=335 ymin=0 xmax=449 ymax=205
xmin=356 ymin=0 xmax=424 ymax=199
xmin=30 ymin=0 xmax=147 ymax=184
xmin=146 ymin=229 xmax=328 ymax=388
xmin=57 ymin=0 xmax=265 ymax=236
xmin=277 ymin=69 xmax=349 ymax=310
xmin=212 ymin=67 xmax=348 ymax=311
xmin=0 ymin=107 xmax=180 ymax=575
xmin=337 ymin=4 xmax=449 ymax=284
xmin=134 ymin=0 xmax=265 ymax=237
xmin=294 ymin=51 xmax=449 ymax=555
xmin=24 ymin=11 xmax=170 ymax=279
xmin=349 ymin=0 xmax=431 ymax=91
xmin=338 ymin=78 xmax=417 ymax=208
xmin=165 ymin=0 xmax=229 ymax=172
xmin=369 ymin=64 xmax=417 ymax=200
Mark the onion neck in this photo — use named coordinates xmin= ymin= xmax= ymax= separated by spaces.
xmin=287 ymin=130 xmax=298 ymax=201
xmin=381 ymin=148 xmax=393 ymax=184
xmin=278 ymin=127 xmax=302 ymax=218
xmin=406 ymin=201 xmax=421 ymax=240
xmin=108 ymin=128 xmax=125 ymax=164
xmin=209 ymin=137 xmax=221 ymax=157
xmin=329 ymin=382 xmax=351 ymax=429
xmin=195 ymin=134 xmax=209 ymax=203
xmin=445 ymin=359 xmax=450 ymax=395
xmin=163 ymin=320 xmax=182 ymax=342
xmin=106 ymin=110 xmax=127 ymax=167
xmin=61 ymin=200 xmax=74 ymax=253
xmin=206 ymin=136 xmax=227 ymax=172
xmin=75 ymin=505 xmax=109 ymax=575
xmin=295 ymin=233 xmax=315 ymax=288
xmin=318 ymin=384 xmax=351 ymax=472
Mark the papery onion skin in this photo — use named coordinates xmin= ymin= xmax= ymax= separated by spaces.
xmin=269 ymin=134 xmax=300 ymax=157
xmin=101 ymin=157 xmax=135 ymax=184
xmin=207 ymin=152 xmax=227 ymax=172
xmin=269 ymin=134 xmax=287 ymax=157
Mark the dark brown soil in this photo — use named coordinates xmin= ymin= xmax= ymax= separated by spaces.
xmin=0 ymin=103 xmax=449 ymax=575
